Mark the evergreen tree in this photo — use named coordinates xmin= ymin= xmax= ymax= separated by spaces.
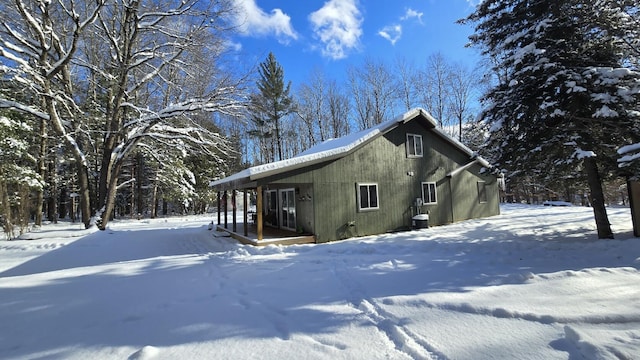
xmin=464 ymin=0 xmax=640 ymax=238
xmin=1 ymin=0 xmax=245 ymax=230
xmin=251 ymin=52 xmax=294 ymax=162
xmin=0 ymin=113 xmax=43 ymax=238
xmin=184 ymin=117 xmax=233 ymax=214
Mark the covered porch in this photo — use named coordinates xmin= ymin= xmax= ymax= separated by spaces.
xmin=215 ymin=222 xmax=315 ymax=246
xmin=214 ymin=187 xmax=316 ymax=246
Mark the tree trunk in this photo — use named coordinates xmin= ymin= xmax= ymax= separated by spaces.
xmin=0 ymin=179 xmax=14 ymax=239
xmin=97 ymin=141 xmax=115 ymax=210
xmin=583 ymin=156 xmax=614 ymax=239
xmin=136 ymin=153 xmax=143 ymax=217
xmin=76 ymin=161 xmax=92 ymax=229
xmin=98 ymin=174 xmax=118 ymax=230
xmin=47 ymin=160 xmax=57 ymax=224
xmin=35 ymin=117 xmax=47 ymax=226
xmin=98 ymin=181 xmax=118 ymax=230
xmin=130 ymin=162 xmax=135 ymax=218
xmin=275 ymin=116 xmax=283 ymax=161
xmin=97 ymin=161 xmax=123 ymax=230
xmin=58 ymin=187 xmax=67 ymax=219
xmin=150 ymin=181 xmax=158 ymax=219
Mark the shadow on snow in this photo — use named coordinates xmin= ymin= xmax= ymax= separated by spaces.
xmin=0 ymin=205 xmax=637 ymax=358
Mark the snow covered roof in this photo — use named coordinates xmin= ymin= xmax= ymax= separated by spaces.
xmin=211 ymin=108 xmax=490 ymax=189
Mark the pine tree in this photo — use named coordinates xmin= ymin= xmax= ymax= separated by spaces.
xmin=464 ymin=0 xmax=640 ymax=238
xmin=251 ymin=52 xmax=294 ymax=162
xmin=0 ymin=113 xmax=43 ymax=238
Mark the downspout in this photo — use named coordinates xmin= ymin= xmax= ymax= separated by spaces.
xmin=448 ymin=178 xmax=455 ymax=223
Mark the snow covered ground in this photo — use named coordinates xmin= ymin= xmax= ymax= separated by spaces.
xmin=1 ymin=204 xmax=639 ymax=360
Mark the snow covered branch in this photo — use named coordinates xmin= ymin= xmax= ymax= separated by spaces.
xmin=0 ymin=99 xmax=49 ymax=120
xmin=618 ymin=143 xmax=640 ymax=177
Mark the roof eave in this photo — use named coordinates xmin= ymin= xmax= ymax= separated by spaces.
xmin=211 ymin=151 xmax=348 ymax=190
xmin=249 ymin=152 xmax=346 ymax=182
xmin=210 ymin=108 xmax=491 ymax=190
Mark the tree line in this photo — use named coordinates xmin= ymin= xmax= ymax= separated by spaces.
xmin=234 ymin=0 xmax=640 ymax=240
xmin=0 ymin=0 xmax=246 ymax=236
xmin=2 ymin=0 xmax=638 ymax=240
xmin=462 ymin=0 xmax=640 ymax=238
xmin=223 ymin=52 xmax=482 ymax=165
xmin=0 ymin=1 xmax=478 ymax=239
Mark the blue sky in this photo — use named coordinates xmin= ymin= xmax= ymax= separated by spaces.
xmin=228 ymin=0 xmax=482 ymax=88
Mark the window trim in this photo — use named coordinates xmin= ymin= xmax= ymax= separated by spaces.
xmin=477 ymin=181 xmax=488 ymax=203
xmin=406 ymin=133 xmax=423 ymax=158
xmin=357 ymin=183 xmax=379 ymax=211
xmin=421 ymin=182 xmax=437 ymax=205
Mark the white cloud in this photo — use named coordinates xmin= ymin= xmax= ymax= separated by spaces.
xmin=378 ymin=25 xmax=402 ymax=46
xmin=378 ymin=7 xmax=424 ymax=45
xmin=308 ymin=0 xmax=363 ymax=60
xmin=232 ymin=0 xmax=298 ymax=44
xmin=226 ymin=40 xmax=243 ymax=52
xmin=401 ymin=8 xmax=424 ymax=23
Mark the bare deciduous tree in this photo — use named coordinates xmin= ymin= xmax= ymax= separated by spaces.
xmin=296 ymin=68 xmax=327 ymax=146
xmin=325 ymin=79 xmax=351 ymax=139
xmin=448 ymin=62 xmax=479 ymax=141
xmin=0 ymin=0 xmax=106 ymax=228
xmin=348 ymin=58 xmax=398 ymax=130
xmin=417 ymin=53 xmax=451 ymax=129
xmin=0 ymin=0 xmax=247 ymax=230
xmin=295 ymin=68 xmax=351 ymax=151
xmin=395 ymin=57 xmax=418 ymax=111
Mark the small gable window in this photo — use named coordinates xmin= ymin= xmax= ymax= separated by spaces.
xmin=477 ymin=181 xmax=488 ymax=203
xmin=357 ymin=183 xmax=379 ymax=211
xmin=422 ymin=182 xmax=437 ymax=204
xmin=406 ymin=133 xmax=423 ymax=157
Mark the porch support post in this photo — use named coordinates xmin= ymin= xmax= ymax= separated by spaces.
xmin=232 ymin=190 xmax=237 ymax=232
xmin=217 ymin=191 xmax=221 ymax=226
xmin=256 ymin=186 xmax=263 ymax=241
xmin=223 ymin=191 xmax=228 ymax=229
xmin=243 ymin=189 xmax=248 ymax=237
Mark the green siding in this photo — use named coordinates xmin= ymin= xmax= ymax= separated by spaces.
xmin=449 ymin=167 xmax=500 ymax=222
xmin=256 ymin=115 xmax=500 ymax=242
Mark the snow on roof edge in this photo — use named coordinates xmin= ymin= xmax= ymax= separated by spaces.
xmin=210 ymin=108 xmax=489 ymax=188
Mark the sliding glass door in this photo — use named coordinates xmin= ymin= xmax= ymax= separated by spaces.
xmin=279 ymin=188 xmax=296 ymax=231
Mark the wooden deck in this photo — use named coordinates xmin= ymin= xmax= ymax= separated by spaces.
xmin=215 ymin=222 xmax=316 ymax=246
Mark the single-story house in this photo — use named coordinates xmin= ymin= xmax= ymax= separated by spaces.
xmin=211 ymin=108 xmax=500 ymax=243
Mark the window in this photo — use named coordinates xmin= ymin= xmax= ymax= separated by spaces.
xmin=406 ymin=133 xmax=423 ymax=157
xmin=477 ymin=181 xmax=488 ymax=203
xmin=422 ymin=182 xmax=437 ymax=204
xmin=357 ymin=183 xmax=379 ymax=211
